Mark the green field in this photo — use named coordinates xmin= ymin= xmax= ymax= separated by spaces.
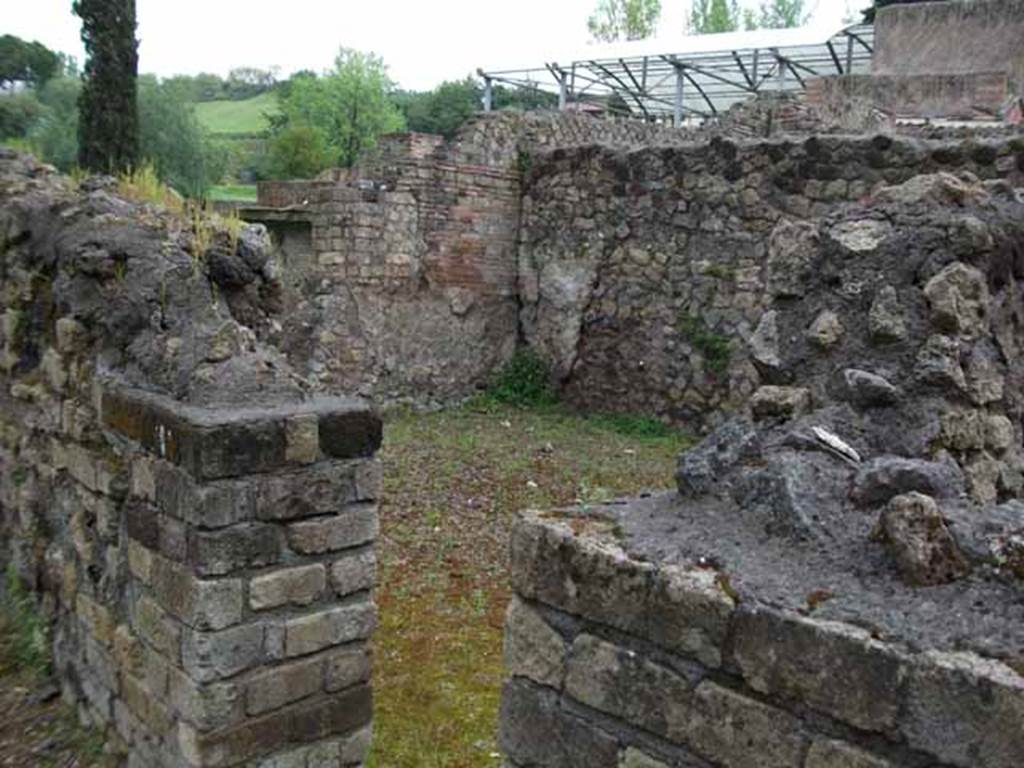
xmin=208 ymin=184 xmax=258 ymax=202
xmin=194 ymin=91 xmax=279 ymax=136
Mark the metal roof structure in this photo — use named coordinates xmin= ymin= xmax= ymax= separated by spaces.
xmin=478 ymin=23 xmax=876 ymax=124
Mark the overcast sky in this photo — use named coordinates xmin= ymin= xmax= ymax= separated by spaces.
xmin=7 ymin=1 xmax=854 ymax=91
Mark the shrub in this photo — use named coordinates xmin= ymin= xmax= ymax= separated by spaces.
xmin=487 ymin=349 xmax=556 ymax=407
xmin=1 ymin=564 xmax=50 ymax=677
xmin=678 ymin=314 xmax=731 ymax=375
xmin=0 ymin=92 xmax=45 ymax=139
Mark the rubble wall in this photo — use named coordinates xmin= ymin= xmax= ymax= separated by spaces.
xmin=0 ymin=151 xmax=381 ymax=768
xmin=519 ymin=134 xmax=1024 ymax=425
xmin=503 ymin=151 xmax=1024 ymax=768
xmin=501 ymin=510 xmax=1024 ymax=768
xmin=244 ymin=111 xmax=694 ymax=404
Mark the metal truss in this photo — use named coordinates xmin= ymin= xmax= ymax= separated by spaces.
xmin=479 ymin=24 xmax=875 ymax=124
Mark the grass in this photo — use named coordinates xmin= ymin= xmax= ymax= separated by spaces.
xmin=368 ymin=402 xmax=691 ymax=766
xmin=194 ymin=92 xmax=279 ymax=136
xmin=117 ymin=163 xmax=184 ymax=213
xmin=208 ymin=184 xmax=258 ymax=202
xmin=0 ymin=567 xmax=117 ymax=767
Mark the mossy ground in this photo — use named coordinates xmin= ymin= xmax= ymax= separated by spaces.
xmin=367 ymin=402 xmax=690 ymax=766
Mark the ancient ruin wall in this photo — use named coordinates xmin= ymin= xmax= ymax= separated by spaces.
xmin=0 ymin=151 xmax=381 ymax=767
xmin=502 ymin=160 xmax=1024 ymax=768
xmin=873 ymin=0 xmax=1024 ymax=89
xmin=519 ymin=134 xmax=1024 ymax=425
xmin=244 ymin=111 xmax=697 ymax=404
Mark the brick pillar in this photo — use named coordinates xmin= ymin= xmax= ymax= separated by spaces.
xmin=100 ymin=386 xmax=381 ymax=768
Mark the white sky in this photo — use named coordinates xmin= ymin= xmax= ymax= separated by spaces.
xmin=6 ymin=1 xmax=853 ymax=91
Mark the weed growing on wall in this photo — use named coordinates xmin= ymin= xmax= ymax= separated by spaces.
xmin=485 ymin=349 xmax=556 ymax=407
xmin=678 ymin=313 xmax=732 ymax=375
xmin=1 ymin=565 xmax=50 ymax=678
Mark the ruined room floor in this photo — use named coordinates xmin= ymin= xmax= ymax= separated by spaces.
xmin=367 ymin=403 xmax=689 ymax=767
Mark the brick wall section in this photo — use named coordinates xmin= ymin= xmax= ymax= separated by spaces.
xmin=42 ymin=385 xmax=383 ymax=767
xmin=501 ymin=511 xmax=1024 ymax=768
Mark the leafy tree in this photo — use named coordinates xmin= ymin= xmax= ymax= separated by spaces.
xmin=225 ymin=67 xmax=278 ymax=100
xmin=0 ymin=36 xmax=60 ymax=89
xmin=73 ymin=0 xmax=139 ymax=173
xmin=492 ymin=84 xmax=559 ymax=111
xmin=266 ymin=122 xmax=332 ymax=179
xmin=690 ymin=0 xmax=742 ymax=34
xmin=274 ymin=48 xmax=405 ymax=169
xmin=397 ymin=78 xmax=481 ymax=139
xmin=0 ymin=92 xmax=45 ymax=139
xmin=587 ymin=0 xmax=662 ymax=42
xmin=137 ymin=75 xmax=226 ymax=197
xmin=755 ymin=0 xmax=808 ymax=28
xmin=29 ymin=77 xmax=82 ymax=171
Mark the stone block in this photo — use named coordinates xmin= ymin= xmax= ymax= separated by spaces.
xmin=134 ymin=595 xmax=182 ymax=660
xmin=256 ymin=463 xmax=359 ymax=521
xmin=902 ymin=651 xmax=1024 ymax=768
xmin=250 ymin=564 xmax=327 ymax=611
xmin=122 ymin=673 xmax=175 ymax=735
xmin=151 ymin=555 xmax=244 ymax=631
xmin=511 ymin=516 xmax=734 ymax=667
xmin=287 ymin=504 xmax=378 ymax=555
xmin=804 ymin=740 xmax=896 ymax=768
xmin=246 ymin=656 xmax=323 ymax=716
xmin=504 ymin=598 xmax=567 ymax=691
xmin=182 ymin=624 xmax=265 ymax=683
xmin=189 ymin=524 xmax=283 ymax=577
xmin=684 ymin=681 xmax=806 ymax=768
xmin=284 ymin=602 xmax=376 ymax=658
xmin=619 ymin=748 xmax=670 ymax=768
xmin=168 ymin=668 xmax=243 ymax=732
xmin=499 ymin=679 xmax=619 ymax=768
xmin=76 ymin=592 xmax=116 ymax=648
xmin=285 ymin=414 xmax=320 ymax=465
xmin=324 ymin=646 xmax=372 ymax=693
xmin=329 ymin=549 xmax=376 ymax=597
xmin=731 ymin=607 xmax=906 ymax=733
xmin=179 ymin=685 xmax=371 ymax=767
xmin=564 ymin=634 xmax=693 ymax=741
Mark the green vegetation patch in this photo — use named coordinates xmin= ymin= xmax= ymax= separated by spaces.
xmin=193 ymin=91 xmax=279 ymax=136
xmin=207 ymin=184 xmax=258 ymax=202
xmin=678 ymin=313 xmax=732 ymax=375
xmin=369 ymin=402 xmax=690 ymax=767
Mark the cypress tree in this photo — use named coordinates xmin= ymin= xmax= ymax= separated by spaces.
xmin=73 ymin=0 xmax=139 ymax=173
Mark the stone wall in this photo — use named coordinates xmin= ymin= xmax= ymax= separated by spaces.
xmin=502 ymin=159 xmax=1024 ymax=768
xmin=519 ymin=133 xmax=1024 ymax=425
xmin=0 ymin=151 xmax=381 ymax=767
xmin=873 ymin=0 xmax=1024 ymax=90
xmin=501 ymin=508 xmax=1023 ymax=768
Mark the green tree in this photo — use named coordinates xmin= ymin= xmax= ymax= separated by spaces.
xmin=137 ymin=75 xmax=226 ymax=197
xmin=587 ymin=0 xmax=662 ymax=42
xmin=690 ymin=0 xmax=742 ymax=34
xmin=757 ymin=0 xmax=808 ymax=28
xmin=0 ymin=36 xmax=60 ymax=89
xmin=73 ymin=0 xmax=139 ymax=173
xmin=29 ymin=77 xmax=82 ymax=171
xmin=397 ymin=78 xmax=481 ymax=139
xmin=0 ymin=92 xmax=45 ymax=139
xmin=266 ymin=122 xmax=332 ymax=179
xmin=275 ymin=48 xmax=405 ymax=169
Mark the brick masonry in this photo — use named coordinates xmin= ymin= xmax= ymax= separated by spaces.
xmin=56 ymin=387 xmax=379 ymax=767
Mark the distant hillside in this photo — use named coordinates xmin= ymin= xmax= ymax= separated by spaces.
xmin=194 ymin=91 xmax=279 ymax=136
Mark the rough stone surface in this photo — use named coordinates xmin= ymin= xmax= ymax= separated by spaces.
xmin=876 ymin=492 xmax=971 ymax=586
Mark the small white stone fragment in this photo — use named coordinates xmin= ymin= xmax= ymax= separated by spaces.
xmin=811 ymin=426 xmax=861 ymax=465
